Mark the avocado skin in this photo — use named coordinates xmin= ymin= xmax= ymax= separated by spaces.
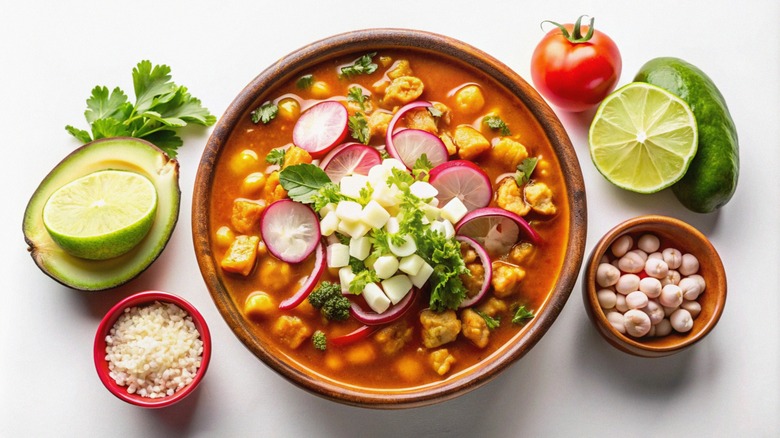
xmin=634 ymin=57 xmax=739 ymax=213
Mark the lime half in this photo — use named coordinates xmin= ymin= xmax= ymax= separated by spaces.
xmin=589 ymin=82 xmax=698 ymax=193
xmin=43 ymin=170 xmax=158 ymax=260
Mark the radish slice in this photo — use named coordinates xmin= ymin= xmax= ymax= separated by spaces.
xmin=455 ymin=207 xmax=541 ymax=257
xmin=349 ymin=287 xmax=418 ymax=325
xmin=330 ymin=325 xmax=377 ymax=347
xmin=260 ymin=199 xmax=321 ymax=263
xmin=292 ymin=101 xmax=348 ymax=158
xmin=278 ymin=242 xmax=325 ymax=310
xmin=429 ymin=160 xmax=492 ymax=211
xmin=390 ymin=129 xmax=448 ymax=169
xmin=319 ymin=142 xmax=382 ymax=184
xmin=456 ymin=235 xmax=492 ymax=308
xmin=385 ymin=100 xmax=446 ymax=168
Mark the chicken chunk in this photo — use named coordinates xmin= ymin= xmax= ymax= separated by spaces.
xmin=420 ymin=309 xmax=461 ymax=348
xmin=454 ymin=84 xmax=485 ymax=115
xmin=368 ymin=110 xmax=393 ymax=138
xmin=282 ymin=145 xmax=313 ymax=168
xmin=430 ymin=348 xmax=456 ymax=376
xmin=496 ymin=177 xmax=530 ymax=216
xmin=460 ymin=262 xmax=485 ymax=300
xmin=491 ymin=262 xmax=526 ymax=298
xmin=272 ymin=315 xmax=310 ymax=349
xmin=262 ymin=171 xmax=287 ymax=203
xmin=510 ymin=242 xmax=534 ymax=265
xmin=432 ymin=102 xmax=452 ymax=126
xmin=220 ymin=235 xmax=260 ymax=276
xmin=387 ymin=59 xmax=413 ymax=80
xmin=440 ymin=132 xmax=457 ymax=156
xmin=525 ymin=182 xmax=557 ymax=215
xmin=230 ymin=199 xmax=266 ymax=234
xmin=404 ymin=108 xmax=438 ymax=134
xmin=374 ymin=322 xmax=413 ymax=356
xmin=453 ymin=125 xmax=491 ymax=161
xmin=490 ymin=137 xmax=529 ymax=170
xmin=383 ymin=76 xmax=424 ymax=107
xmin=461 ymin=308 xmax=490 ymax=348
xmin=258 ymin=256 xmax=293 ymax=293
xmin=477 ymin=297 xmax=508 ymax=317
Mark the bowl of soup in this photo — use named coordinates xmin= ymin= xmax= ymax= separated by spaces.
xmin=193 ymin=28 xmax=586 ymax=408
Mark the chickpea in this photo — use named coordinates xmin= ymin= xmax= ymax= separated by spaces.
xmin=644 ymin=258 xmax=670 ymax=279
xmin=679 ymin=253 xmax=700 ymax=276
xmin=597 ymin=288 xmax=617 ymax=309
xmin=655 ymin=318 xmax=673 ymax=337
xmin=637 ymin=233 xmax=660 ymax=253
xmin=618 ymin=251 xmax=645 ymax=273
xmin=648 ymin=251 xmax=663 ymax=260
xmin=244 ymin=292 xmax=275 ymax=319
xmin=610 ymin=234 xmax=633 ymax=258
xmin=643 ymin=300 xmax=665 ymax=325
xmin=679 ymin=276 xmax=704 ymax=301
xmin=310 ymin=81 xmax=331 ymax=99
xmin=596 ymin=263 xmax=621 ymax=287
xmin=277 ymin=97 xmax=301 ymax=121
xmin=615 ymin=294 xmax=629 ymax=312
xmin=627 ymin=249 xmax=648 ymax=261
xmin=230 ymin=149 xmax=260 ymax=175
xmin=241 ymin=172 xmax=266 ymax=198
xmin=660 ymin=284 xmax=683 ymax=308
xmin=670 ymin=308 xmax=694 ymax=333
xmin=215 ymin=226 xmax=235 ymax=248
xmin=454 ymin=84 xmax=485 ymax=115
xmin=681 ymin=300 xmax=702 ymax=319
xmin=606 ymin=310 xmax=626 ymax=334
xmin=662 ymin=248 xmax=683 ymax=270
xmin=616 ymin=274 xmax=640 ymax=295
xmin=626 ymin=291 xmax=649 ymax=309
xmin=661 ymin=270 xmax=681 ymax=286
xmin=639 ymin=277 xmax=662 ymax=298
xmin=624 ymin=309 xmax=652 ymax=337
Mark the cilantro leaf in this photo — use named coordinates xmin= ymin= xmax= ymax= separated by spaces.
xmin=348 ymin=113 xmax=371 ymax=144
xmin=278 ymin=163 xmax=333 ymax=204
xmin=132 ymin=61 xmax=177 ymax=114
xmin=84 ymin=86 xmax=130 ymax=123
xmin=296 ymin=74 xmax=314 ymax=89
xmin=512 ymin=305 xmax=534 ymax=324
xmin=64 ymin=126 xmax=93 ymax=143
xmin=514 ymin=157 xmax=539 ymax=185
xmin=483 ymin=115 xmax=511 ymax=136
xmin=477 ymin=310 xmax=501 ymax=330
xmin=341 ymin=52 xmax=378 ymax=78
xmin=412 ymin=153 xmax=434 ymax=181
xmin=349 ymin=269 xmax=380 ymax=294
xmin=312 ymin=182 xmax=350 ymax=212
xmin=265 ymin=148 xmax=286 ymax=166
xmin=143 ymin=130 xmax=184 ymax=157
xmin=251 ymin=102 xmax=279 ymax=124
xmin=347 ymin=86 xmax=369 ymax=111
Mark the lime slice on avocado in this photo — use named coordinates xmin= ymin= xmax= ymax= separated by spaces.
xmin=43 ymin=170 xmax=158 ymax=260
xmin=588 ymin=82 xmax=698 ymax=194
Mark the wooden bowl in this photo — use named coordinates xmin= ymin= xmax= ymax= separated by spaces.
xmin=582 ymin=215 xmax=727 ymax=357
xmin=192 ymin=29 xmax=586 ymax=408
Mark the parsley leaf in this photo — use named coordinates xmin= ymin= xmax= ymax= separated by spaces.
xmin=514 ymin=157 xmax=539 ymax=185
xmin=312 ymin=182 xmax=350 ymax=212
xmin=369 ymin=228 xmax=393 ymax=258
xmin=349 ymin=269 xmax=380 ymax=294
xmin=265 ymin=148 xmax=286 ymax=166
xmin=347 ymin=86 xmax=369 ymax=111
xmin=296 ymin=74 xmax=314 ymax=89
xmin=340 ymin=52 xmax=378 ymax=78
xmin=483 ymin=115 xmax=511 ymax=136
xmin=348 ymin=113 xmax=371 ymax=144
xmin=278 ymin=163 xmax=333 ymax=204
xmin=66 ymin=60 xmax=215 ymax=157
xmin=412 ymin=154 xmax=434 ymax=181
xmin=512 ymin=305 xmax=535 ymax=324
xmin=251 ymin=102 xmax=279 ymax=124
xmin=477 ymin=310 xmax=501 ymax=330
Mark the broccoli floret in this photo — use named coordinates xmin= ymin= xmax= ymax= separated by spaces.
xmin=312 ymin=330 xmax=327 ymax=351
xmin=308 ymin=281 xmax=351 ymax=321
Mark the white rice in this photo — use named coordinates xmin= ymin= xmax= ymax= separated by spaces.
xmin=105 ymin=301 xmax=204 ymax=399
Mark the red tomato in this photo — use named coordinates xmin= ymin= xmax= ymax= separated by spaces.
xmin=531 ymin=16 xmax=622 ymax=112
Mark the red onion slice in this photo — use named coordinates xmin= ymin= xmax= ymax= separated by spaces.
xmin=384 ymin=100 xmax=433 ymax=164
xmin=456 ymin=235 xmax=493 ymax=308
xmin=278 ymin=241 xmax=325 ymax=310
xmin=349 ymin=287 xmax=418 ymax=325
xmin=329 ymin=325 xmax=377 ymax=347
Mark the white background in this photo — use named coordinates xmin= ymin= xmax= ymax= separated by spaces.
xmin=2 ymin=1 xmax=778 ymax=436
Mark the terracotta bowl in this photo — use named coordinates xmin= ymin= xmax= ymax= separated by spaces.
xmin=94 ymin=291 xmax=212 ymax=408
xmin=582 ymin=215 xmax=727 ymax=357
xmin=192 ymin=28 xmax=586 ymax=408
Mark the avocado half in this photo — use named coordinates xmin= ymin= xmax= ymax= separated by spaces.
xmin=23 ymin=137 xmax=181 ymax=291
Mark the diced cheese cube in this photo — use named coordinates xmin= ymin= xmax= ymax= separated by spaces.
xmin=410 ymin=181 xmax=438 ymax=199
xmin=362 ymin=282 xmax=391 ymax=313
xmin=389 ymin=234 xmax=417 ymax=257
xmin=340 ymin=174 xmax=370 ymax=199
xmin=381 ymin=274 xmax=413 ymax=304
xmin=337 ymin=219 xmax=370 ymax=239
xmin=320 ymin=202 xmax=338 ymax=216
xmin=440 ymin=197 xmax=468 ymax=224
xmin=335 ymin=201 xmax=363 ymax=222
xmin=327 ymin=243 xmax=350 ymax=268
xmin=339 ymin=267 xmax=355 ymax=293
xmin=437 ymin=219 xmax=455 ymax=239
xmin=374 ymin=255 xmax=399 ymax=279
xmin=360 ymin=200 xmax=391 ymax=229
xmin=368 ymin=164 xmax=392 ymax=187
xmin=385 ymin=217 xmax=400 ymax=234
xmin=320 ymin=211 xmax=340 ymax=236
xmin=382 ymin=158 xmax=407 ymax=172
xmin=349 ymin=236 xmax=371 ymax=260
xmin=421 ymin=204 xmax=441 ymax=221
xmin=398 ymin=254 xmax=425 ymax=276
xmin=371 ymin=181 xmax=401 ymax=208
xmin=428 ymin=197 xmax=440 ymax=207
xmin=410 ymin=261 xmax=434 ymax=288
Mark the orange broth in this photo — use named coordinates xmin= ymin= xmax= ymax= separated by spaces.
xmin=209 ymin=50 xmax=569 ymax=389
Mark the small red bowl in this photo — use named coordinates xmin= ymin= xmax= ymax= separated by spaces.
xmin=94 ymin=291 xmax=212 ymax=408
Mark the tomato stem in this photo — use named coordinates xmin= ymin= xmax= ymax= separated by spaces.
xmin=542 ymin=15 xmax=595 ymax=43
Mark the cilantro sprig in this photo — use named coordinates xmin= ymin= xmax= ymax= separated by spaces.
xmin=65 ymin=60 xmax=216 ymax=157
xmin=340 ymin=52 xmax=378 ymax=78
xmin=514 ymin=157 xmax=539 ymax=186
xmin=483 ymin=114 xmax=511 ymax=136
xmin=251 ymin=102 xmax=278 ymax=124
xmin=349 ymin=113 xmax=371 ymax=144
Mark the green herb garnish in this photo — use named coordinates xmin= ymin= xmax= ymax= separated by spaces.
xmin=512 ymin=305 xmax=535 ymax=324
xmin=427 ymin=106 xmax=443 ymax=118
xmin=348 ymin=113 xmax=371 ymax=144
xmin=340 ymin=52 xmax=378 ymax=78
xmin=265 ymin=148 xmax=286 ymax=166
xmin=483 ymin=114 xmax=511 ymax=136
xmin=349 ymin=269 xmax=380 ymax=295
xmin=296 ymin=74 xmax=314 ymax=89
xmin=347 ymin=86 xmax=370 ymax=111
xmin=251 ymin=101 xmax=278 ymax=124
xmin=65 ymin=60 xmax=216 ymax=157
xmin=278 ymin=163 xmax=332 ymax=204
xmin=477 ymin=311 xmax=501 ymax=330
xmin=514 ymin=157 xmax=539 ymax=185
xmin=412 ymin=154 xmax=434 ymax=181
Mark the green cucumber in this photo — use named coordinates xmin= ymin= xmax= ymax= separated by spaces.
xmin=634 ymin=57 xmax=739 ymax=213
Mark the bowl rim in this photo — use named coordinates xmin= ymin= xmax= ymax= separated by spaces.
xmin=192 ymin=28 xmax=586 ymax=408
xmin=583 ymin=214 xmax=727 ymax=356
xmin=93 ymin=290 xmax=212 ymax=408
